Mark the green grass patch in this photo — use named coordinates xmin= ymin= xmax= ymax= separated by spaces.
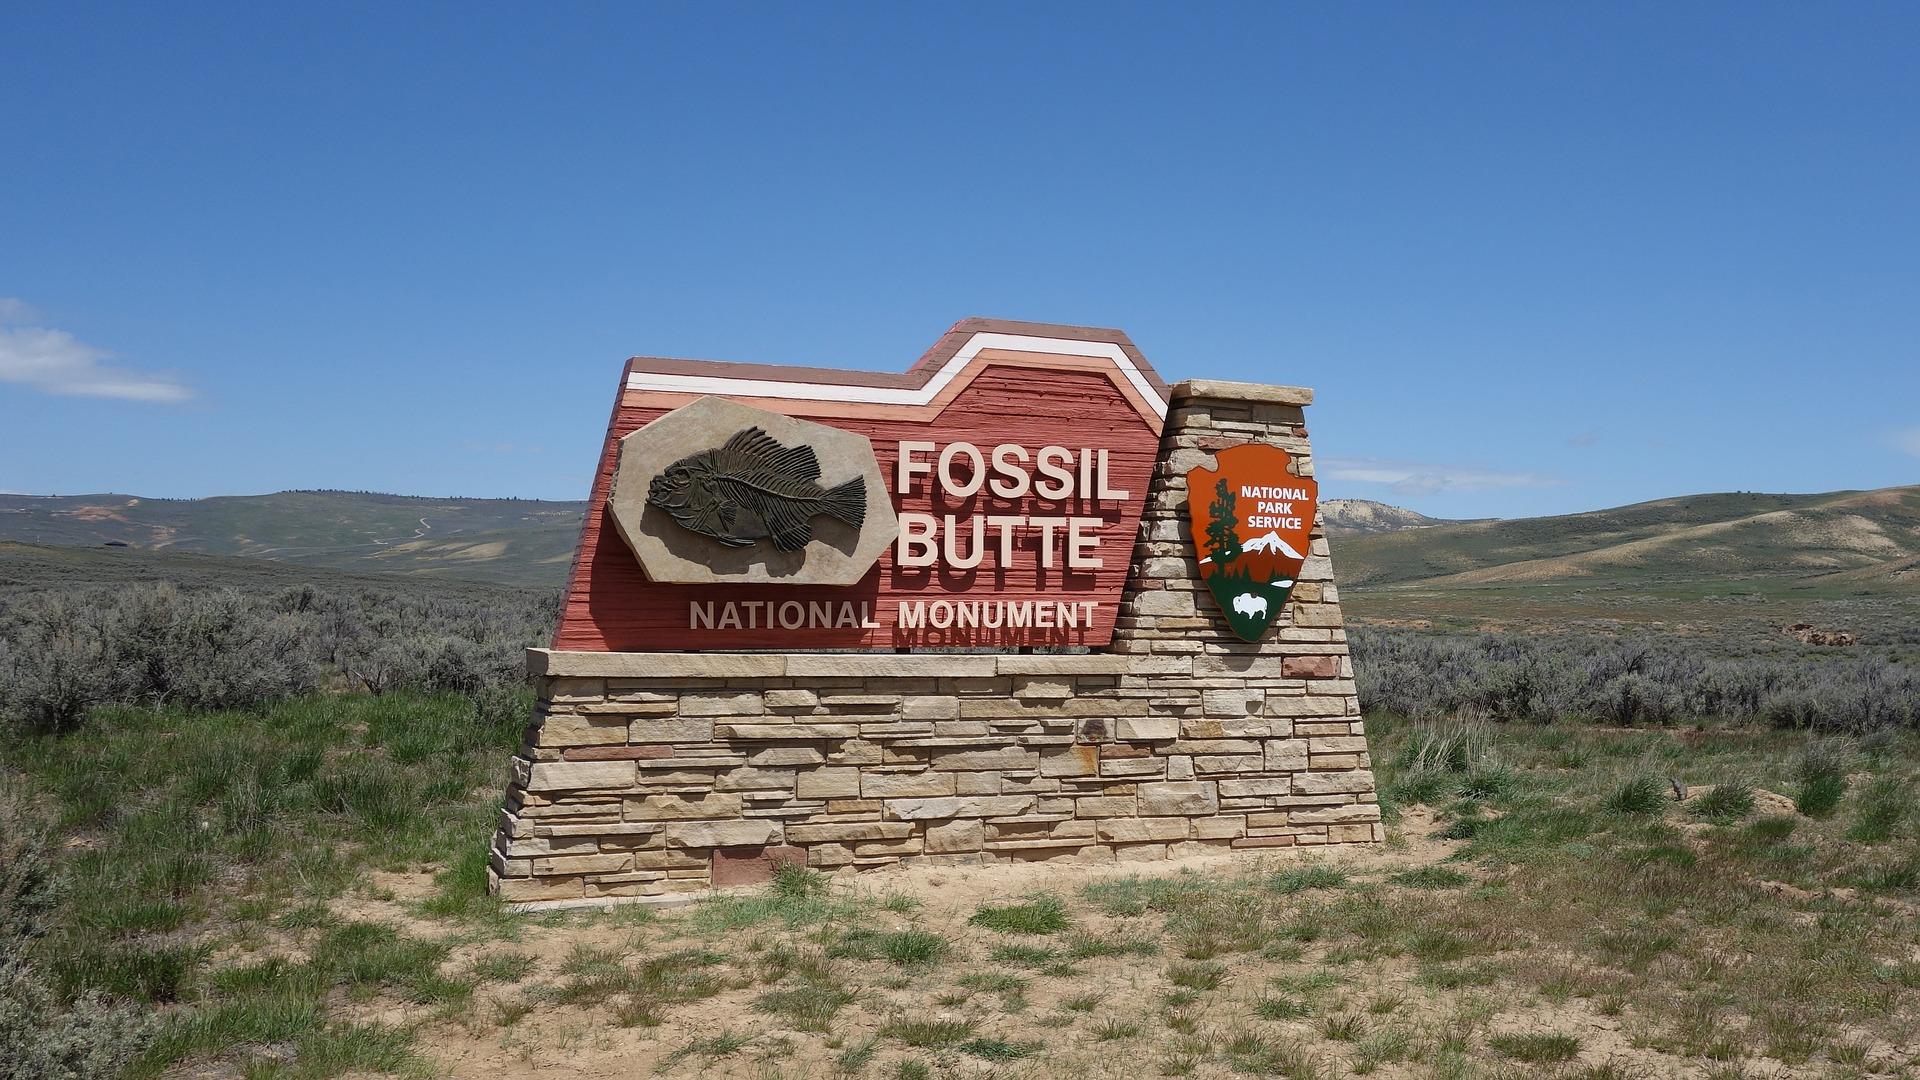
xmin=1267 ymin=866 xmax=1348 ymax=894
xmin=1389 ymin=865 xmax=1471 ymax=889
xmin=957 ymin=1036 xmax=1039 ymax=1061
xmin=1848 ymin=776 xmax=1913 ymax=844
xmin=1691 ymin=780 xmax=1756 ymax=823
xmin=828 ymin=927 xmax=950 ymax=968
xmin=880 ymin=1015 xmax=977 ymax=1048
xmin=1605 ymin=774 xmax=1669 ymax=816
xmin=1487 ymin=1031 xmax=1581 ymax=1063
xmin=969 ymin=893 xmax=1069 ymax=934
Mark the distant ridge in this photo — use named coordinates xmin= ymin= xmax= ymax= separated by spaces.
xmin=4 ymin=485 xmax=1916 ymax=596
xmin=1335 ymin=485 xmax=1920 ymax=592
xmin=0 ymin=490 xmax=586 ymax=586
xmin=1320 ymin=498 xmax=1459 ymax=536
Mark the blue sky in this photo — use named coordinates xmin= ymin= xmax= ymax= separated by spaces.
xmin=2 ymin=3 xmax=1915 ymax=520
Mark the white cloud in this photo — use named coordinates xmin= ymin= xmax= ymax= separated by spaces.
xmin=1320 ymin=456 xmax=1555 ymax=496
xmin=1889 ymin=429 xmax=1920 ymax=458
xmin=0 ymin=299 xmax=194 ymax=403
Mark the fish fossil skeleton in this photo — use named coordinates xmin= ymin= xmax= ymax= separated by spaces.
xmin=646 ymin=427 xmax=867 ymax=550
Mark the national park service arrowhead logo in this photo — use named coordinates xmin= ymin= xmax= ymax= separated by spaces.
xmin=1185 ymin=443 xmax=1318 ymax=642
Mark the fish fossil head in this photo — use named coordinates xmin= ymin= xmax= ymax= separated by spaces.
xmin=647 ymin=460 xmax=709 ymax=515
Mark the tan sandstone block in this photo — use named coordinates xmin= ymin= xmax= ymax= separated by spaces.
xmin=796 ymin=767 xmax=862 ymax=798
xmin=1039 ymin=746 xmax=1100 ymax=777
xmin=533 ymin=852 xmax=631 ymax=874
xmin=494 ymin=874 xmax=585 ymax=903
xmin=714 ymin=767 xmax=798 ymax=791
xmin=718 ymin=723 xmax=861 ymax=739
xmin=627 ymin=718 xmax=716 ymax=743
xmin=1292 ymin=603 xmax=1343 ymax=628
xmin=1294 ymin=772 xmax=1377 ymax=795
xmin=956 ymin=772 xmax=1002 ymax=795
xmin=1217 ymin=778 xmax=1291 ymax=798
xmin=861 ymin=772 xmax=956 ymax=798
xmin=680 ymin=692 xmax=765 ymax=717
xmin=1265 ymin=740 xmax=1310 ymax=770
xmin=926 ymin=818 xmax=985 ymax=853
xmin=1309 ymin=736 xmax=1370 ymax=753
xmin=527 ymin=761 xmax=636 ymax=792
xmin=1265 ymin=696 xmax=1351 ymax=718
xmin=1192 ymin=816 xmax=1246 ymax=839
xmin=785 ymin=821 xmax=913 ymax=843
xmin=1290 ymin=804 xmax=1381 ymax=824
xmin=747 ymin=747 xmax=826 ymax=767
xmin=538 ymin=713 xmax=629 ymax=747
xmin=1202 ymin=689 xmax=1255 ymax=717
xmin=931 ymin=747 xmax=1037 ymax=771
xmin=665 ymin=819 xmax=782 ymax=849
xmin=1014 ymin=677 xmax=1074 ymax=700
xmin=1136 ymin=781 xmax=1219 ymax=816
xmin=886 ymin=795 xmax=1035 ymax=821
xmin=902 ymin=697 xmax=959 ymax=720
xmin=1113 ymin=716 xmax=1179 ymax=740
xmin=1192 ymin=754 xmax=1263 ymax=774
xmin=1100 ymin=756 xmax=1165 ymax=778
xmin=1096 ymin=817 xmax=1190 ymax=843
xmin=1072 ymin=796 xmax=1138 ymax=818
xmin=627 ymin=793 xmax=743 ymax=820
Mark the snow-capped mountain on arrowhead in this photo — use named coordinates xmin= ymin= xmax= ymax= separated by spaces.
xmin=1240 ymin=530 xmax=1303 ymax=560
xmin=1196 ymin=529 xmax=1304 ymax=566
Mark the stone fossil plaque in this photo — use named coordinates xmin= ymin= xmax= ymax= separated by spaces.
xmin=609 ymin=396 xmax=897 ymax=585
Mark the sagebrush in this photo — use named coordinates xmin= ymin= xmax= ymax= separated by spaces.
xmin=1353 ymin=626 xmax=1920 ymax=731
xmin=0 ymin=581 xmax=555 ymax=733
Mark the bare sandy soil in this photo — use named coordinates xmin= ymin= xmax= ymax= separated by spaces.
xmin=368 ymin=807 xmax=1912 ymax=1080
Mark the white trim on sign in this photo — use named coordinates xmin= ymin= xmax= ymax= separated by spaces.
xmin=623 ymin=332 xmax=1169 ymax=418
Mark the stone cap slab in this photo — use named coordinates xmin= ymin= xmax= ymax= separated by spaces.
xmin=1170 ymin=379 xmax=1313 ymax=407
xmin=531 ymin=649 xmax=1190 ymax=679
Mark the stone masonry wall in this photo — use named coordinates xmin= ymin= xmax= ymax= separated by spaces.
xmin=488 ymin=379 xmax=1380 ymax=907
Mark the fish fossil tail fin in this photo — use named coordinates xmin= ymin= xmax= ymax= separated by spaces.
xmin=820 ymin=477 xmax=867 ymax=528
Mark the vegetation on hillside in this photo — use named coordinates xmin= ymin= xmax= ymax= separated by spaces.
xmin=2 ymin=536 xmax=1918 ymax=1076
xmin=0 ymin=573 xmax=554 ymax=734
xmin=1354 ymin=626 xmax=1920 ymax=731
xmin=1336 ymin=485 xmax=1920 ymax=590
xmin=4 ymin=701 xmax=1917 ymax=1078
xmin=0 ymin=490 xmax=586 ymax=585
xmin=2 ymin=692 xmax=526 ymax=1080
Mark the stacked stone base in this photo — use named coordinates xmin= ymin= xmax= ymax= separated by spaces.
xmin=490 ymin=377 xmax=1380 ymax=908
xmin=490 ymin=648 xmax=1378 ymax=906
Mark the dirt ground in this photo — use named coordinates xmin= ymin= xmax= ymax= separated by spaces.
xmin=378 ymin=806 xmax=1910 ymax=1080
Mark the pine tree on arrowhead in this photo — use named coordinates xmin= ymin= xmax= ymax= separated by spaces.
xmin=1205 ymin=478 xmax=1241 ymax=565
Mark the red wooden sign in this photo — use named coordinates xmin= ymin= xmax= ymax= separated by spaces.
xmin=552 ymin=318 xmax=1169 ymax=652
xmin=1185 ymin=443 xmax=1318 ymax=642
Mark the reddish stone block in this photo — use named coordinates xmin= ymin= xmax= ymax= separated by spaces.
xmin=710 ymin=844 xmax=807 ymax=888
xmin=564 ymin=745 xmax=675 ymax=761
xmin=1282 ymin=656 xmax=1340 ymax=679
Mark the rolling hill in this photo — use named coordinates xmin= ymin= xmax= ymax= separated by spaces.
xmin=1319 ymin=498 xmax=1457 ymax=535
xmin=0 ymin=491 xmax=585 ymax=585
xmin=5 ymin=485 xmax=1916 ymax=600
xmin=1330 ymin=485 xmax=1920 ymax=639
xmin=0 ymin=540 xmax=554 ymax=602
xmin=1335 ymin=485 xmax=1920 ymax=592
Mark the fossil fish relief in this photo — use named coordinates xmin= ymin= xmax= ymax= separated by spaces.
xmin=646 ymin=426 xmax=868 ymax=551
